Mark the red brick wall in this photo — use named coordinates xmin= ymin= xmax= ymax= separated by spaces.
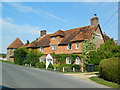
xmin=37 ymin=36 xmax=82 ymax=54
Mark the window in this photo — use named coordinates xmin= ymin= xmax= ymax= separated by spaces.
xmin=52 ymin=45 xmax=56 ymax=50
xmin=76 ymin=42 xmax=79 ymax=49
xmin=67 ymin=43 xmax=72 ymax=50
xmin=39 ymin=57 xmax=45 ymax=62
xmin=40 ymin=47 xmax=44 ymax=52
xmin=66 ymin=57 xmax=71 ymax=64
xmin=52 ymin=36 xmax=56 ymax=40
xmin=76 ymin=57 xmax=80 ymax=64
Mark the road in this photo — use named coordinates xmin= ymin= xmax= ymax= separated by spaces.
xmin=1 ymin=62 xmax=109 ymax=88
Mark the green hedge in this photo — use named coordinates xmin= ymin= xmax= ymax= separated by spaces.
xmin=99 ymin=58 xmax=119 ymax=84
xmin=35 ymin=62 xmax=45 ymax=69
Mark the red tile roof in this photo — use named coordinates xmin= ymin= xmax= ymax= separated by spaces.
xmin=7 ymin=38 xmax=24 ymax=49
xmin=24 ymin=25 xmax=110 ymax=48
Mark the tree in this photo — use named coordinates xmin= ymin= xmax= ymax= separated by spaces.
xmin=27 ymin=40 xmax=30 ymax=44
xmin=14 ymin=47 xmax=28 ymax=65
xmin=2 ymin=54 xmax=6 ymax=58
xmin=26 ymin=50 xmax=43 ymax=66
xmin=97 ymin=39 xmax=120 ymax=59
xmin=82 ymin=34 xmax=96 ymax=64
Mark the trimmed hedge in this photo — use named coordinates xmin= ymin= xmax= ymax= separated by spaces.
xmin=99 ymin=58 xmax=119 ymax=84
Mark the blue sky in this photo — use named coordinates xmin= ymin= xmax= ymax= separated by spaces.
xmin=1 ymin=2 xmax=118 ymax=53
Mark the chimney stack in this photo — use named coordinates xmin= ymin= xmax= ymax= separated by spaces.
xmin=40 ymin=30 xmax=46 ymax=37
xmin=90 ymin=14 xmax=99 ymax=26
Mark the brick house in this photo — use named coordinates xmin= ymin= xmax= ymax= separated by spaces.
xmin=6 ymin=38 xmax=24 ymax=62
xmin=6 ymin=15 xmax=110 ymax=68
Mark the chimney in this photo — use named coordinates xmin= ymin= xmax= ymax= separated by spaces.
xmin=40 ymin=30 xmax=46 ymax=37
xmin=90 ymin=14 xmax=99 ymax=26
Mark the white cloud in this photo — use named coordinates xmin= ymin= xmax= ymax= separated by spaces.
xmin=5 ymin=17 xmax=14 ymax=22
xmin=1 ymin=18 xmax=40 ymax=35
xmin=8 ymin=3 xmax=67 ymax=23
xmin=1 ymin=18 xmax=42 ymax=53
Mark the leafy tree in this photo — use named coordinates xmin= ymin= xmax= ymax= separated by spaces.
xmin=82 ymin=35 xmax=96 ymax=64
xmin=27 ymin=40 xmax=30 ymax=44
xmin=2 ymin=54 xmax=6 ymax=58
xmin=97 ymin=39 xmax=120 ymax=59
xmin=26 ymin=50 xmax=43 ymax=66
xmin=14 ymin=47 xmax=28 ymax=65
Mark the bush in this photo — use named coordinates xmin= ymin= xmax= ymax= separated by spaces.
xmin=14 ymin=47 xmax=28 ymax=65
xmin=48 ymin=63 xmax=54 ymax=69
xmin=35 ymin=62 xmax=46 ymax=69
xmin=71 ymin=64 xmax=80 ymax=71
xmin=53 ymin=64 xmax=60 ymax=68
xmin=26 ymin=50 xmax=43 ymax=66
xmin=99 ymin=58 xmax=119 ymax=84
xmin=94 ymin=65 xmax=99 ymax=71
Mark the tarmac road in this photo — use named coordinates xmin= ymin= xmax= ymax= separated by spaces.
xmin=1 ymin=62 xmax=110 ymax=88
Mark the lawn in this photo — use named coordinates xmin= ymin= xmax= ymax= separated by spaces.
xmin=90 ymin=76 xmax=119 ymax=88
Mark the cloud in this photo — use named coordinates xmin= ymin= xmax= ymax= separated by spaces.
xmin=8 ymin=3 xmax=67 ymax=23
xmin=1 ymin=18 xmax=42 ymax=53
xmin=1 ymin=18 xmax=40 ymax=35
xmin=5 ymin=17 xmax=14 ymax=22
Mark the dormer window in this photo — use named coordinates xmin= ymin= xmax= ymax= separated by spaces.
xmin=67 ymin=43 xmax=72 ymax=50
xmin=40 ymin=47 xmax=44 ymax=52
xmin=52 ymin=44 xmax=56 ymax=50
xmin=52 ymin=36 xmax=56 ymax=40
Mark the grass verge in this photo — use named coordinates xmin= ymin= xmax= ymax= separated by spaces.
xmin=0 ymin=60 xmax=14 ymax=64
xmin=90 ymin=76 xmax=119 ymax=88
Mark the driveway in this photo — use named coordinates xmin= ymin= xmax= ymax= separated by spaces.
xmin=1 ymin=62 xmax=110 ymax=88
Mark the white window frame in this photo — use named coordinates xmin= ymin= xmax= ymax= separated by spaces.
xmin=66 ymin=57 xmax=71 ymax=64
xmin=76 ymin=42 xmax=79 ymax=49
xmin=52 ymin=36 xmax=56 ymax=40
xmin=76 ymin=57 xmax=80 ymax=64
xmin=40 ymin=47 xmax=44 ymax=52
xmin=39 ymin=57 xmax=45 ymax=62
xmin=52 ymin=44 xmax=56 ymax=50
xmin=67 ymin=43 xmax=72 ymax=50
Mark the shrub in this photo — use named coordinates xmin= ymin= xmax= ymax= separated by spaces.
xmin=48 ymin=63 xmax=54 ymax=69
xmin=94 ymin=65 xmax=99 ymax=71
xmin=26 ymin=50 xmax=43 ymax=66
xmin=53 ymin=64 xmax=60 ymax=68
xmin=99 ymin=58 xmax=119 ymax=84
xmin=14 ymin=47 xmax=28 ymax=65
xmin=71 ymin=64 xmax=80 ymax=71
xmin=35 ymin=62 xmax=46 ymax=69
xmin=61 ymin=64 xmax=72 ymax=72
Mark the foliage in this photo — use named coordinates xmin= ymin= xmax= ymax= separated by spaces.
xmin=48 ymin=63 xmax=54 ymax=69
xmin=94 ymin=65 xmax=99 ymax=71
xmin=1 ymin=54 xmax=6 ymax=58
xmin=52 ymin=53 xmax=82 ymax=64
xmin=27 ymin=40 xmax=30 ymax=44
xmin=26 ymin=50 xmax=43 ymax=66
xmin=97 ymin=39 xmax=120 ymax=59
xmin=35 ymin=62 xmax=46 ymax=69
xmin=14 ymin=47 xmax=28 ymax=65
xmin=82 ymin=34 xmax=96 ymax=65
xmin=99 ymin=58 xmax=119 ymax=84
xmin=53 ymin=64 xmax=60 ymax=68
xmin=87 ymin=51 xmax=101 ymax=65
xmin=71 ymin=64 xmax=80 ymax=71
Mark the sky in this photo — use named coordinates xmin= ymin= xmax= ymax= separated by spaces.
xmin=0 ymin=1 xmax=119 ymax=53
